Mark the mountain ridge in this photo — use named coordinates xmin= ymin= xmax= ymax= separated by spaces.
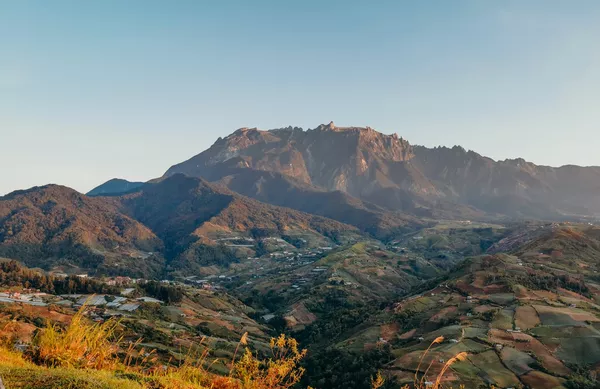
xmin=0 ymin=175 xmax=360 ymax=277
xmin=164 ymin=123 xmax=600 ymax=220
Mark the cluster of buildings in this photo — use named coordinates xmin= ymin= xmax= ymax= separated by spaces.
xmin=0 ymin=287 xmax=164 ymax=317
xmin=179 ymin=240 xmax=339 ymax=290
xmin=266 ymin=246 xmax=334 ymax=265
xmin=0 ymin=291 xmax=48 ymax=306
xmin=182 ymin=274 xmax=232 ymax=290
xmin=50 ymin=293 xmax=166 ymax=321
xmin=216 ymin=236 xmax=256 ymax=248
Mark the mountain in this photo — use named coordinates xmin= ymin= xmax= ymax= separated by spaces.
xmin=164 ymin=123 xmax=435 ymax=214
xmin=0 ymin=185 xmax=164 ymax=277
xmin=411 ymin=146 xmax=600 ymax=219
xmin=163 ymin=124 xmax=477 ymax=234
xmin=114 ymin=174 xmax=360 ymax=275
xmin=87 ymin=178 xmax=144 ymax=197
xmin=190 ymin=167 xmax=424 ymax=237
xmin=166 ymin=123 xmax=416 ymax=194
xmin=0 ymin=177 xmax=359 ymax=278
xmin=165 ymin=123 xmax=600 ymax=221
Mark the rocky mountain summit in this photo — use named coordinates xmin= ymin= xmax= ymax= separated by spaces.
xmin=166 ymin=122 xmax=420 ymax=197
xmin=165 ymin=123 xmax=600 ymax=220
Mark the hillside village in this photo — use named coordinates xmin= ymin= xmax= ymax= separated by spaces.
xmin=0 ymin=235 xmax=341 ymax=331
xmin=0 ymin=284 xmax=161 ymax=313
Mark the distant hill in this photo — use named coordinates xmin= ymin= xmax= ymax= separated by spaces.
xmin=0 ymin=185 xmax=164 ymax=277
xmin=87 ymin=178 xmax=144 ymax=196
xmin=165 ymin=123 xmax=600 ymax=221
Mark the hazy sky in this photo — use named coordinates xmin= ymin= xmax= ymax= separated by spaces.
xmin=2 ymin=1 xmax=600 ymax=195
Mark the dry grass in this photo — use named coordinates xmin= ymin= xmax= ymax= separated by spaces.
xmin=0 ymin=306 xmax=310 ymax=389
xmin=371 ymin=371 xmax=385 ymax=389
xmin=0 ymin=347 xmax=143 ymax=389
xmin=29 ymin=305 xmax=121 ymax=369
xmin=1 ymin=304 xmax=467 ymax=389
xmin=386 ymin=336 xmax=468 ymax=389
xmin=232 ymin=334 xmax=307 ymax=389
xmin=0 ymin=364 xmax=145 ymax=389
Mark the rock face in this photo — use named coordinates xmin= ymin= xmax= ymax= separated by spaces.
xmin=165 ymin=123 xmax=451 ymax=221
xmin=165 ymin=122 xmax=425 ymax=198
xmin=165 ymin=123 xmax=600 ymax=220
xmin=411 ymin=146 xmax=600 ymax=218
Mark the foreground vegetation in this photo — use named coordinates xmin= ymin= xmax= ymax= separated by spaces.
xmin=0 ymin=305 xmax=466 ymax=389
xmin=0 ymin=306 xmax=309 ymax=389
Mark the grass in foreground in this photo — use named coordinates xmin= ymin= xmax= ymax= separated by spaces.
xmin=0 ymin=306 xmax=466 ymax=389
xmin=0 ymin=305 xmax=311 ymax=389
xmin=29 ymin=307 xmax=121 ymax=370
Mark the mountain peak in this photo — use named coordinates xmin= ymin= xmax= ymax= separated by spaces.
xmin=87 ymin=178 xmax=144 ymax=197
xmin=231 ymin=127 xmax=260 ymax=135
xmin=166 ymin=123 xmax=418 ymax=199
xmin=313 ymin=122 xmax=375 ymax=134
xmin=164 ymin=124 xmax=600 ymax=219
xmin=310 ymin=124 xmax=405 ymax=145
xmin=2 ymin=184 xmax=80 ymax=200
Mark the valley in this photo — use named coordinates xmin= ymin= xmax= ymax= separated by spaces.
xmin=1 ymin=124 xmax=600 ymax=388
xmin=3 ymin=217 xmax=600 ymax=388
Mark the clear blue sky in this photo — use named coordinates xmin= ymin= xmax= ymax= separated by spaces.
xmin=1 ymin=0 xmax=600 ymax=195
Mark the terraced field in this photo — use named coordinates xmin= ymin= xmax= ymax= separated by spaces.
xmin=331 ymin=230 xmax=600 ymax=389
